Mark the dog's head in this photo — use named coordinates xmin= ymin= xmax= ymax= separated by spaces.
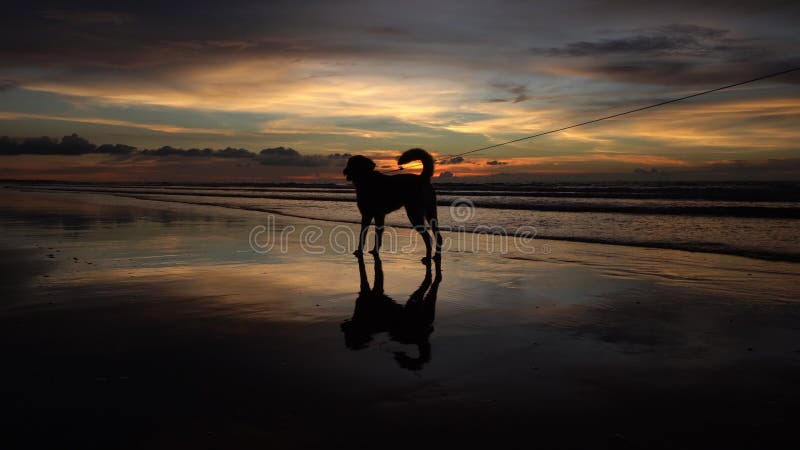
xmin=343 ymin=155 xmax=376 ymax=181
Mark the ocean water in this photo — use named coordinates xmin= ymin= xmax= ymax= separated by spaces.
xmin=7 ymin=181 xmax=800 ymax=262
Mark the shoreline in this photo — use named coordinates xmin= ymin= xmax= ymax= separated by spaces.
xmin=9 ymin=184 xmax=800 ymax=218
xmin=6 ymin=184 xmax=800 ymax=263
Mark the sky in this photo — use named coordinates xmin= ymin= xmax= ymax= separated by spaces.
xmin=1 ymin=0 xmax=799 ymax=182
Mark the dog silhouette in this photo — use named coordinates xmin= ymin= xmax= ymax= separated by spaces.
xmin=343 ymin=148 xmax=442 ymax=263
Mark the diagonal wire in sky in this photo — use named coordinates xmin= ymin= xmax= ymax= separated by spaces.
xmin=390 ymin=65 xmax=800 ymax=172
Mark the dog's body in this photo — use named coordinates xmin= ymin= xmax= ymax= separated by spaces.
xmin=343 ymin=148 xmax=442 ymax=262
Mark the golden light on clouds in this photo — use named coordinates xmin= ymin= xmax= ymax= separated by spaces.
xmin=18 ymin=57 xmax=799 ymax=159
xmin=2 ymin=2 xmax=798 ymax=181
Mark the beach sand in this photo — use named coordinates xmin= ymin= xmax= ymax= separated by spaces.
xmin=2 ymin=189 xmax=799 ymax=449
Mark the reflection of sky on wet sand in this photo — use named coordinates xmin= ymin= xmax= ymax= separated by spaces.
xmin=3 ymin=190 xmax=800 ymax=446
xmin=3 ymin=189 xmax=798 ymax=351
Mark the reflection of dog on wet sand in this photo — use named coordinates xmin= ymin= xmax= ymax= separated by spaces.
xmin=341 ymin=254 xmax=442 ymax=371
xmin=342 ymin=148 xmax=442 ymax=263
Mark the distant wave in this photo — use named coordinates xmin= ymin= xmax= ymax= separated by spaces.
xmin=17 ymin=186 xmax=800 ymax=219
xmin=467 ymin=202 xmax=800 ymax=219
xmin=9 ymin=180 xmax=799 ymax=201
xmin=525 ymin=236 xmax=800 ymax=263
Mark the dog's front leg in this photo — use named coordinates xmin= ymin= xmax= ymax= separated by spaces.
xmin=354 ymin=215 xmax=373 ymax=256
xmin=370 ymin=215 xmax=385 ymax=255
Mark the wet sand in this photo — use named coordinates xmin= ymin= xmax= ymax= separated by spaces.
xmin=2 ymin=189 xmax=799 ymax=449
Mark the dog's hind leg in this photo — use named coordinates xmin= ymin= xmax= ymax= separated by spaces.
xmin=355 ymin=214 xmax=373 ymax=256
xmin=426 ymin=207 xmax=442 ymax=261
xmin=370 ymin=214 xmax=385 ymax=255
xmin=406 ymin=208 xmax=432 ymax=264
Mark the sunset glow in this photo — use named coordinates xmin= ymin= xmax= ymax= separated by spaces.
xmin=1 ymin=1 xmax=798 ymax=182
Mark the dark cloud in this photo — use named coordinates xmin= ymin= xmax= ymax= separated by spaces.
xmin=486 ymin=160 xmax=508 ymax=166
xmin=0 ymin=133 xmax=135 ymax=155
xmin=0 ymin=134 xmax=134 ymax=155
xmin=440 ymin=156 xmax=464 ymax=165
xmin=0 ymin=136 xmax=18 ymax=154
xmin=0 ymin=1 xmax=458 ymax=72
xmin=139 ymin=146 xmax=253 ymax=158
xmin=258 ymin=147 xmax=304 ymax=165
xmin=1 ymin=2 xmax=795 ymax=98
xmin=139 ymin=146 xmax=208 ymax=157
xmin=13 ymin=136 xmax=58 ymax=154
xmin=58 ymin=133 xmax=96 ymax=153
xmin=96 ymin=143 xmax=137 ymax=154
xmin=491 ymin=83 xmax=531 ymax=103
xmin=581 ymin=57 xmax=800 ymax=85
xmin=532 ymin=23 xmax=800 ymax=86
xmin=1 ymin=1 xmax=795 ymax=78
xmin=216 ymin=147 xmax=253 ymax=158
xmin=258 ymin=146 xmax=351 ymax=167
xmin=3 ymin=134 xmax=97 ymax=155
xmin=0 ymin=135 xmax=350 ymax=165
xmin=438 ymin=170 xmax=455 ymax=178
xmin=535 ymin=24 xmax=735 ymax=57
xmin=589 ymin=60 xmax=694 ymax=82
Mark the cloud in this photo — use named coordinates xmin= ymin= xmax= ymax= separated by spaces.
xmin=438 ymin=170 xmax=455 ymax=178
xmin=490 ymin=83 xmax=531 ymax=103
xmin=535 ymin=24 xmax=733 ymax=57
xmin=544 ymin=56 xmax=800 ymax=87
xmin=96 ymin=143 xmax=137 ymax=154
xmin=140 ymin=146 xmax=253 ymax=158
xmin=0 ymin=133 xmax=137 ymax=156
xmin=1 ymin=134 xmax=361 ymax=173
xmin=258 ymin=146 xmax=351 ymax=167
xmin=1 ymin=2 xmax=798 ymax=171
xmin=486 ymin=160 xmax=508 ymax=166
xmin=532 ymin=23 xmax=800 ymax=86
xmin=0 ymin=134 xmax=350 ymax=165
xmin=440 ymin=156 xmax=464 ymax=165
xmin=58 ymin=133 xmax=96 ymax=154
xmin=2 ymin=134 xmax=88 ymax=155
xmin=258 ymin=147 xmax=305 ymax=165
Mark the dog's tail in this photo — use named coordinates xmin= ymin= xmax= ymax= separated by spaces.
xmin=398 ymin=148 xmax=434 ymax=179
